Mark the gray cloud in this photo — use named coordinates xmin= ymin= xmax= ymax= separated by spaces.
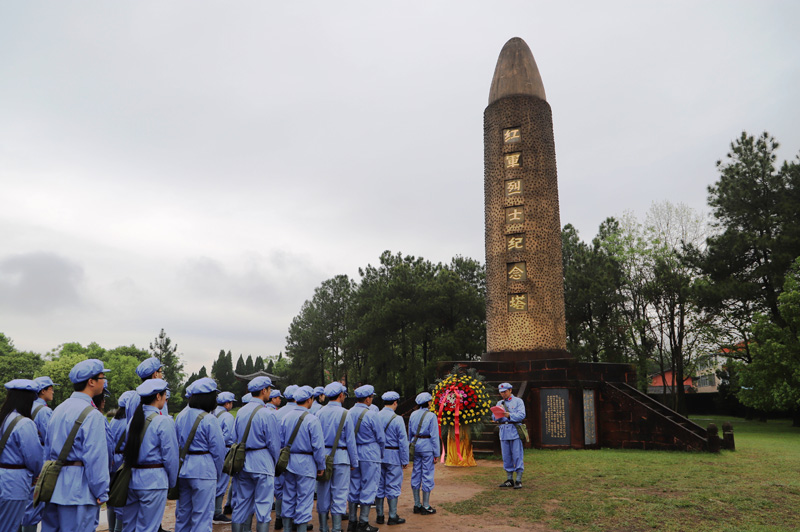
xmin=0 ymin=252 xmax=85 ymax=313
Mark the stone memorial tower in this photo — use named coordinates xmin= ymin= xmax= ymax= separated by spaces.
xmin=440 ymin=37 xmax=712 ymax=453
xmin=484 ymin=37 xmax=568 ymax=361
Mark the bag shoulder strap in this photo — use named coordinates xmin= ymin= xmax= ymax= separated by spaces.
xmin=57 ymin=405 xmax=96 ymax=464
xmin=32 ymin=404 xmax=46 ymax=419
xmin=329 ymin=411 xmax=348 ymax=454
xmin=133 ymin=412 xmax=159 ymax=466
xmin=286 ymin=411 xmax=308 ymax=450
xmin=179 ymin=411 xmax=208 ymax=462
xmin=0 ymin=415 xmax=25 ymax=456
xmin=384 ymin=413 xmax=398 ymax=432
xmin=215 ymin=409 xmax=225 ymax=418
xmin=114 ymin=429 xmax=127 ymax=454
xmin=411 ymin=410 xmax=429 ymax=445
xmin=354 ymin=408 xmax=369 ymax=436
xmin=240 ymin=405 xmax=264 ymax=445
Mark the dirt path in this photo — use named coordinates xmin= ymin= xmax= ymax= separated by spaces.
xmin=97 ymin=462 xmax=553 ymax=531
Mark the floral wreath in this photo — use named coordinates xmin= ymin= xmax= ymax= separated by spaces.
xmin=429 ymin=365 xmax=492 ymax=459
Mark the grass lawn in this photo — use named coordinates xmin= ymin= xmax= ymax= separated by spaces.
xmin=442 ymin=416 xmax=800 ymax=531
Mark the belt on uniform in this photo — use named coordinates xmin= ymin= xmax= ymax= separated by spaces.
xmin=385 ymin=446 xmax=400 ymax=450
xmin=187 ymin=451 xmax=209 ymax=455
xmin=133 ymin=464 xmax=165 ymax=469
xmin=325 ymin=446 xmax=347 ymax=450
xmin=291 ymin=451 xmax=313 ymax=455
xmin=62 ymin=461 xmax=84 ymax=466
xmin=0 ymin=463 xmax=26 ymax=469
xmin=415 ymin=435 xmax=431 ymax=439
xmin=246 ymin=446 xmax=268 ymax=451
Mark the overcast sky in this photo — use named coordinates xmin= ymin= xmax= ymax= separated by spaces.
xmin=2 ymin=1 xmax=798 ymax=376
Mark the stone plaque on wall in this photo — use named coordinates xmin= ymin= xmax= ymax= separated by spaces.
xmin=505 ymin=179 xmax=523 ymax=198
xmin=583 ymin=389 xmax=597 ymax=446
xmin=508 ymin=293 xmax=528 ymax=312
xmin=540 ymin=389 xmax=570 ymax=446
xmin=503 ymin=127 xmax=521 ymax=144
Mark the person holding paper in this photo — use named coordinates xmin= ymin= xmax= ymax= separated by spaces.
xmin=494 ymin=383 xmax=525 ymax=489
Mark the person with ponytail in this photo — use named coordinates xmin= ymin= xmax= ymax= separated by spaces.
xmin=122 ymin=379 xmax=179 ymax=532
xmin=0 ymin=379 xmax=44 ymax=530
xmin=18 ymin=376 xmax=58 ymax=532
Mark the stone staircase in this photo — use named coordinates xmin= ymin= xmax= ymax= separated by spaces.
xmin=601 ymin=381 xmax=708 ymax=451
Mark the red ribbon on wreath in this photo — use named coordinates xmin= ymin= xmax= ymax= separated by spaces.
xmin=437 ymin=384 xmax=463 ymax=461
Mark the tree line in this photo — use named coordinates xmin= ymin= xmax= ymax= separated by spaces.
xmin=282 ymin=252 xmax=486 ymax=400
xmin=284 ymin=131 xmax=800 ymax=421
xmin=0 ymin=328 xmax=281 ymax=409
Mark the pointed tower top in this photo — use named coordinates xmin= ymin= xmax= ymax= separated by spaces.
xmin=488 ymin=37 xmax=546 ymax=105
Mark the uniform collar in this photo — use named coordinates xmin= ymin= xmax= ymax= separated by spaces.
xmin=70 ymin=391 xmax=93 ymax=403
xmin=353 ymin=402 xmax=368 ymax=409
xmin=143 ymin=404 xmax=161 ymax=414
xmin=250 ymin=397 xmax=266 ymax=406
xmin=328 ymin=401 xmax=343 ymax=408
xmin=34 ymin=398 xmax=47 ymax=405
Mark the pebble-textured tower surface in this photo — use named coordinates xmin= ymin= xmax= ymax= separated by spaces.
xmin=484 ymin=37 xmax=568 ymax=360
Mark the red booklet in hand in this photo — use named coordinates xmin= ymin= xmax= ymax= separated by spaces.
xmin=490 ymin=406 xmax=507 ymax=419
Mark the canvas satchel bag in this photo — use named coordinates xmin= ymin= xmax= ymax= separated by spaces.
xmin=107 ymin=412 xmax=157 ymax=507
xmin=222 ymin=405 xmax=263 ymax=476
xmin=408 ymin=411 xmax=429 ymax=463
xmin=275 ymin=411 xmax=308 ymax=477
xmin=33 ymin=404 xmax=94 ymax=505
xmin=319 ymin=410 xmax=347 ymax=482
xmin=168 ymin=411 xmax=208 ymax=500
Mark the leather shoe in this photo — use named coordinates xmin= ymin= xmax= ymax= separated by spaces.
xmin=419 ymin=506 xmax=436 ymax=515
xmin=387 ymin=516 xmax=405 ymax=525
xmin=413 ymin=506 xmax=422 ymax=514
xmin=356 ymin=523 xmax=379 ymax=532
xmin=514 ymin=481 xmax=522 ymax=489
xmin=499 ymin=479 xmax=514 ymax=488
xmin=375 ymin=516 xmax=385 ymax=524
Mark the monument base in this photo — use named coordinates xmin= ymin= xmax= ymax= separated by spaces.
xmin=440 ymin=357 xmax=710 ymax=453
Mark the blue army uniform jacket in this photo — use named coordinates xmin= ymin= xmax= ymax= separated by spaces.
xmin=108 ymin=416 xmax=127 ymax=472
xmin=44 ymin=392 xmax=110 ymax=504
xmin=347 ymin=403 xmax=385 ymax=463
xmin=280 ymin=406 xmax=326 ymax=478
xmin=213 ymin=406 xmax=236 ymax=448
xmin=130 ymin=405 xmax=180 ymax=489
xmin=232 ymin=398 xmax=281 ymax=475
xmin=496 ymin=395 xmax=526 ymax=441
xmin=408 ymin=408 xmax=440 ymax=458
xmin=316 ymin=402 xmax=359 ymax=467
xmin=174 ymin=407 xmax=226 ymax=480
xmin=0 ymin=412 xmax=44 ymax=500
xmin=378 ymin=407 xmax=409 ymax=466
xmin=32 ymin=398 xmax=53 ymax=445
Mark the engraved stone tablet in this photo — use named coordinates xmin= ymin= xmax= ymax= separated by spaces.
xmin=503 ymin=128 xmax=521 ymax=144
xmin=504 ymin=152 xmax=521 ymax=168
xmin=508 ymin=293 xmax=527 ymax=312
xmin=505 ymin=179 xmax=523 ymax=198
xmin=506 ymin=234 xmax=525 ymax=251
xmin=541 ymin=389 xmax=570 ymax=445
xmin=507 ymin=262 xmax=527 ymax=282
xmin=505 ymin=206 xmax=524 ymax=225
xmin=583 ymin=389 xmax=597 ymax=446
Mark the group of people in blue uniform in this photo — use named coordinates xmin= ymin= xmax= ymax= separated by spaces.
xmin=0 ymin=356 xmax=445 ymax=532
